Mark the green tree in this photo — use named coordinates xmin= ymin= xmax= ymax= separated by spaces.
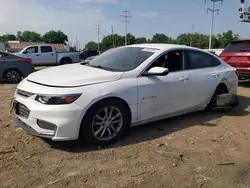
xmin=217 ymin=30 xmax=239 ymax=48
xmin=102 ymin=35 xmax=116 ymax=50
xmin=126 ymin=33 xmax=136 ymax=45
xmin=16 ymin=31 xmax=22 ymax=41
xmin=151 ymin=33 xmax=169 ymax=43
xmin=42 ymin=30 xmax=68 ymax=44
xmin=1 ymin=34 xmax=16 ymax=42
xmin=135 ymin=37 xmax=148 ymax=44
xmin=85 ymin=41 xmax=98 ymax=51
xmin=18 ymin=31 xmax=41 ymax=42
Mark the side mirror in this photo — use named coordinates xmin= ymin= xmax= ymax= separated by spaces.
xmin=143 ymin=67 xmax=169 ymax=76
xmin=23 ymin=51 xmax=27 ymax=54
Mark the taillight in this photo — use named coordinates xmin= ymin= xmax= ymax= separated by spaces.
xmin=18 ymin=58 xmax=32 ymax=64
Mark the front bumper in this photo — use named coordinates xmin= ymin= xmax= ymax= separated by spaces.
xmin=13 ymin=116 xmax=54 ymax=139
xmin=11 ymin=94 xmax=86 ymax=141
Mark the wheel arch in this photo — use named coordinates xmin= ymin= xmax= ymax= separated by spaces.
xmin=77 ymin=96 xmax=133 ymax=138
xmin=216 ymin=82 xmax=229 ymax=94
xmin=82 ymin=96 xmax=132 ymax=123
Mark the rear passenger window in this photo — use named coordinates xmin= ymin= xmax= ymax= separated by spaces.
xmin=41 ymin=46 xmax=53 ymax=53
xmin=185 ymin=50 xmax=220 ymax=70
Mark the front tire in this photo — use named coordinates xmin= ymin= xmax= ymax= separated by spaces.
xmin=79 ymin=99 xmax=130 ymax=146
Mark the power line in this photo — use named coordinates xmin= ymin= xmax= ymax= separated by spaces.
xmin=206 ymin=0 xmax=223 ymax=49
xmin=121 ymin=9 xmax=132 ymax=46
xmin=96 ymin=23 xmax=101 ymax=52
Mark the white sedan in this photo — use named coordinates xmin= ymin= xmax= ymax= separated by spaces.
xmin=11 ymin=44 xmax=239 ymax=146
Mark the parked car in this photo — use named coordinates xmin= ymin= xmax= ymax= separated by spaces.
xmin=12 ymin=44 xmax=239 ymax=146
xmin=80 ymin=50 xmax=99 ymax=60
xmin=0 ymin=51 xmax=34 ymax=83
xmin=219 ymin=39 xmax=250 ymax=79
xmin=14 ymin=45 xmax=80 ymax=66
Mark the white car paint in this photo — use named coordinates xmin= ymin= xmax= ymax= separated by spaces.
xmin=12 ymin=44 xmax=238 ymax=141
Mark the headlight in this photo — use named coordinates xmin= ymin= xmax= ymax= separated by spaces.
xmin=35 ymin=93 xmax=82 ymax=105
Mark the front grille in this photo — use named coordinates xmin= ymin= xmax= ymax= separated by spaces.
xmin=16 ymin=103 xmax=30 ymax=119
xmin=17 ymin=89 xmax=35 ymax=98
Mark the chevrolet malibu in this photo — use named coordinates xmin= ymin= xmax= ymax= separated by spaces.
xmin=11 ymin=44 xmax=239 ymax=146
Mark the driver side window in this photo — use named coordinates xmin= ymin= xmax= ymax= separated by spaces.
xmin=146 ymin=50 xmax=184 ymax=72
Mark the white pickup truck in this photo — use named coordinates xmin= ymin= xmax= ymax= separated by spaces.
xmin=14 ymin=45 xmax=80 ymax=66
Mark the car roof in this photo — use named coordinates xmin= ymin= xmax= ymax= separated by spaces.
xmin=125 ymin=43 xmax=196 ymax=50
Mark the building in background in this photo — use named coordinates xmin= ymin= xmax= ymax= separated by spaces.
xmin=7 ymin=41 xmax=66 ymax=52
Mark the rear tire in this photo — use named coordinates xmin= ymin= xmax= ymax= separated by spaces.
xmin=205 ymin=89 xmax=218 ymax=110
xmin=79 ymin=99 xmax=130 ymax=147
xmin=60 ymin=58 xmax=72 ymax=65
xmin=205 ymin=84 xmax=231 ymax=110
xmin=3 ymin=69 xmax=22 ymax=83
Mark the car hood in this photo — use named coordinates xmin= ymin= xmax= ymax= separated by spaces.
xmin=27 ymin=64 xmax=124 ymax=87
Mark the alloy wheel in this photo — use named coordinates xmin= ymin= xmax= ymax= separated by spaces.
xmin=5 ymin=70 xmax=21 ymax=83
xmin=92 ymin=106 xmax=123 ymax=141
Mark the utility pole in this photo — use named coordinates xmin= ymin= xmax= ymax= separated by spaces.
xmin=190 ymin=25 xmax=194 ymax=46
xmin=206 ymin=0 xmax=223 ymax=49
xmin=96 ymin=23 xmax=101 ymax=52
xmin=111 ymin=26 xmax=115 ymax=48
xmin=121 ymin=9 xmax=131 ymax=46
xmin=75 ymin=38 xmax=78 ymax=51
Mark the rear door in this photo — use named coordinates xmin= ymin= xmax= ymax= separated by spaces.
xmin=220 ymin=40 xmax=250 ymax=70
xmin=184 ymin=50 xmax=223 ymax=108
xmin=40 ymin=46 xmax=56 ymax=65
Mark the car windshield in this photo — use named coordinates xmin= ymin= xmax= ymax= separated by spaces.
xmin=86 ymin=47 xmax=156 ymax=72
xmin=223 ymin=41 xmax=250 ymax=52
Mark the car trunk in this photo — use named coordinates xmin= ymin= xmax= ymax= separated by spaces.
xmin=220 ymin=40 xmax=250 ymax=71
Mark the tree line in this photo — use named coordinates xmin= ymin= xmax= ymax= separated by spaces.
xmin=0 ymin=29 xmax=240 ymax=51
xmin=0 ymin=30 xmax=68 ymax=44
xmin=85 ymin=30 xmax=240 ymax=51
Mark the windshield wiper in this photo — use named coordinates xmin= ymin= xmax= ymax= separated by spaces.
xmin=80 ymin=62 xmax=114 ymax=71
xmin=90 ymin=65 xmax=114 ymax=71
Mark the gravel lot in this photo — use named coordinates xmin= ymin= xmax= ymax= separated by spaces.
xmin=1 ymin=81 xmax=250 ymax=188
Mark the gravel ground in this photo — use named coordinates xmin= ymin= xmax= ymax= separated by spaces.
xmin=1 ymin=82 xmax=250 ymax=188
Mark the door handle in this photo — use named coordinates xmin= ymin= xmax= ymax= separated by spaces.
xmin=212 ymin=73 xmax=219 ymax=77
xmin=179 ymin=77 xmax=189 ymax=81
xmin=36 ymin=54 xmax=40 ymax=56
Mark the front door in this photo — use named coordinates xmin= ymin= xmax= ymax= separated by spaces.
xmin=137 ymin=50 xmax=192 ymax=122
xmin=24 ymin=46 xmax=40 ymax=65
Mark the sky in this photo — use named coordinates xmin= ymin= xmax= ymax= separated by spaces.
xmin=1 ymin=0 xmax=250 ymax=48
